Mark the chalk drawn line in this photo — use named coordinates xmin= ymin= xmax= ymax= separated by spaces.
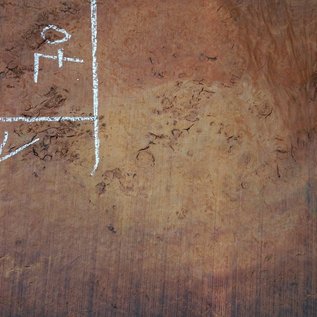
xmin=90 ymin=0 xmax=100 ymax=175
xmin=0 ymin=137 xmax=40 ymax=163
xmin=0 ymin=0 xmax=100 ymax=175
xmin=0 ymin=131 xmax=9 ymax=155
xmin=0 ymin=116 xmax=95 ymax=123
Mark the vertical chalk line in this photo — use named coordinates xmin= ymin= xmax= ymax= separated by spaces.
xmin=0 ymin=131 xmax=9 ymax=155
xmin=90 ymin=0 xmax=100 ymax=175
xmin=0 ymin=137 xmax=39 ymax=162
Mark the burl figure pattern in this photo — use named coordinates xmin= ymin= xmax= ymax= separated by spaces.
xmin=0 ymin=1 xmax=317 ymax=316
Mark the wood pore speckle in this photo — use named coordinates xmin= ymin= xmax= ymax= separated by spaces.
xmin=0 ymin=1 xmax=317 ymax=316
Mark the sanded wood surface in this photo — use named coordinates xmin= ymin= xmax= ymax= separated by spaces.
xmin=0 ymin=0 xmax=317 ymax=316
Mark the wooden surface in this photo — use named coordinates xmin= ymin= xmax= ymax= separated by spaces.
xmin=1 ymin=0 xmax=317 ymax=316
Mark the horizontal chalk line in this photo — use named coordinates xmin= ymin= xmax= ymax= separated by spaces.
xmin=0 ymin=116 xmax=95 ymax=123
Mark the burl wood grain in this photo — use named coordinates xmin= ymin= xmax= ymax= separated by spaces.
xmin=0 ymin=0 xmax=317 ymax=316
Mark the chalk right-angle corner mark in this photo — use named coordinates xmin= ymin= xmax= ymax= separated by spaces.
xmin=0 ymin=0 xmax=101 ymax=175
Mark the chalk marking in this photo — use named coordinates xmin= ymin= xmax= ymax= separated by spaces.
xmin=90 ymin=0 xmax=100 ymax=175
xmin=0 ymin=131 xmax=9 ymax=155
xmin=41 ymin=25 xmax=71 ymax=45
xmin=58 ymin=49 xmax=64 ymax=68
xmin=0 ymin=1 xmax=101 ymax=174
xmin=34 ymin=52 xmax=84 ymax=83
xmin=0 ymin=116 xmax=94 ymax=123
xmin=0 ymin=137 xmax=39 ymax=163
